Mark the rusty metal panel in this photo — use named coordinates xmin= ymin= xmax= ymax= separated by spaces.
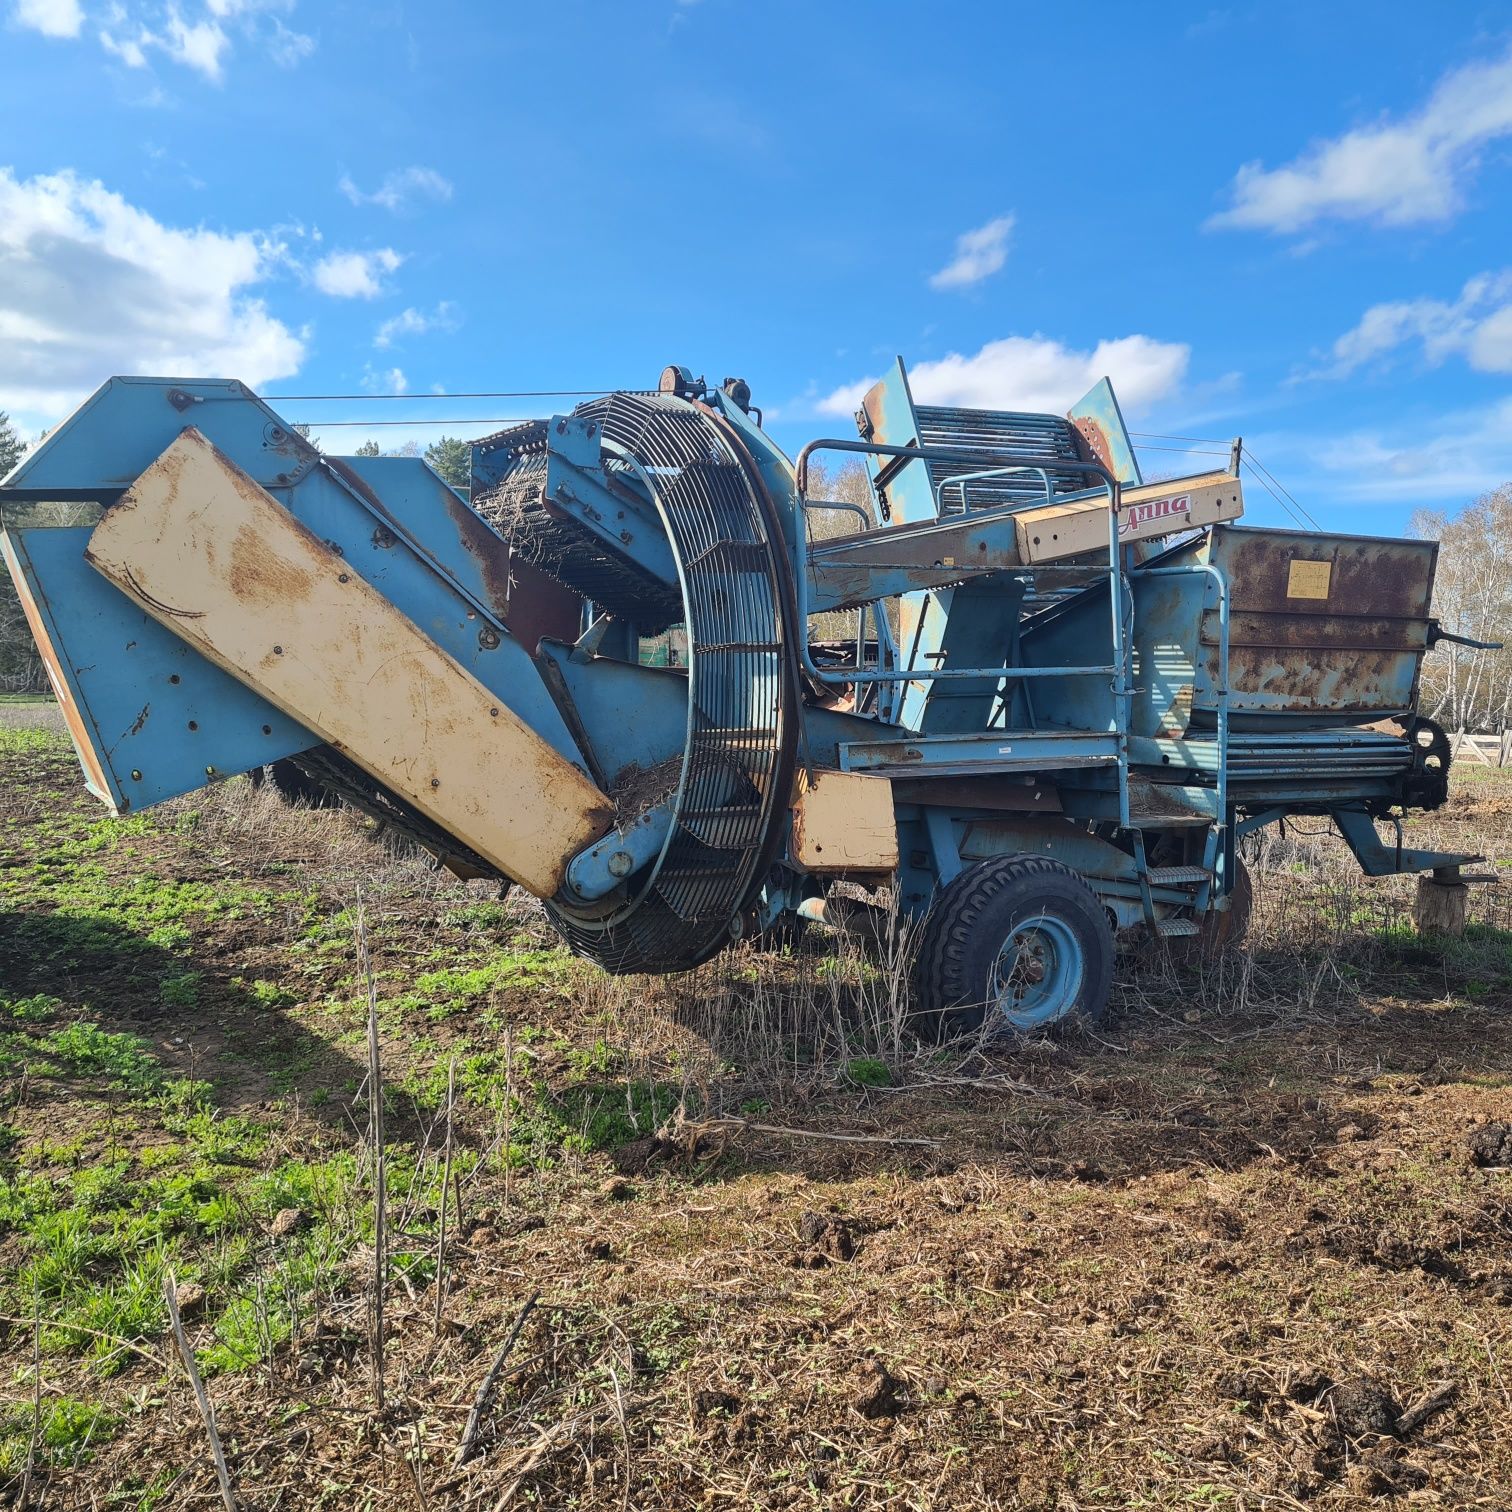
xmin=502 ymin=554 xmax=583 ymax=654
xmin=1198 ymin=525 xmax=1439 ymax=724
xmin=86 ymin=428 xmax=616 ymax=897
xmin=1016 ymin=471 xmax=1244 ymax=563
xmin=791 ymin=770 xmax=898 ymax=873
xmin=1066 ymin=377 xmax=1142 ymax=487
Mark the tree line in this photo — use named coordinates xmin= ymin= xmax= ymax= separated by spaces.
xmin=1411 ymin=484 xmax=1512 ymax=733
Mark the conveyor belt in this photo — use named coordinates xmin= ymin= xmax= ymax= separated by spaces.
xmin=471 ymin=419 xmax=683 ymax=632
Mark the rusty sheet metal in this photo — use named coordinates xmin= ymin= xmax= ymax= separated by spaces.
xmin=86 ymin=428 xmax=616 ymax=897
xmin=790 ymin=770 xmax=899 ymax=873
xmin=1066 ymin=377 xmax=1142 ymax=488
xmin=1196 ymin=526 xmax=1439 ymax=723
xmin=500 ymin=555 xmax=583 ymax=653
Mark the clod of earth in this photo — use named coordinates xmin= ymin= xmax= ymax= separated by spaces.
xmin=1467 ymin=1121 xmax=1512 ymax=1168
xmin=269 ymin=1206 xmax=309 ymax=1239
xmin=692 ymin=1389 xmax=740 ymax=1420
xmin=796 ymin=1210 xmax=857 ymax=1265
xmin=1328 ymin=1377 xmax=1402 ymax=1439
xmin=174 ymin=1281 xmax=207 ymax=1319
xmin=1215 ymin=1370 xmax=1268 ymax=1407
xmin=850 ymin=1358 xmax=901 ymax=1419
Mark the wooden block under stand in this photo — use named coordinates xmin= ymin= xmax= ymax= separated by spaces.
xmin=1413 ymin=875 xmax=1468 ymax=937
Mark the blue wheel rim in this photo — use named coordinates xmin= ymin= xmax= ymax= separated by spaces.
xmin=988 ymin=914 xmax=1085 ymax=1031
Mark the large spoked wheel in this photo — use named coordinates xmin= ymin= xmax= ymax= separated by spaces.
xmin=915 ymin=855 xmax=1115 ymax=1040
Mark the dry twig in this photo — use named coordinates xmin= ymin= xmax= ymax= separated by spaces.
xmin=455 ymin=1291 xmax=541 ymax=1469
xmin=164 ymin=1270 xmax=238 ymax=1512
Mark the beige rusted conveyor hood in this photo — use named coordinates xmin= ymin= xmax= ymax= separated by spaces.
xmin=85 ymin=428 xmax=616 ymax=898
xmin=1014 ymin=470 xmax=1243 ymax=563
xmin=805 ymin=470 xmax=1244 ymax=614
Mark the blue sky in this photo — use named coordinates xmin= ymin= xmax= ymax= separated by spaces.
xmin=2 ymin=0 xmax=1511 ymax=534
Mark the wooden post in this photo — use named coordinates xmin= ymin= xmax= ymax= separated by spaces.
xmin=1414 ymin=871 xmax=1469 ymax=937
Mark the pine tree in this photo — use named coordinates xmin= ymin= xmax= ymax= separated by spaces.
xmin=424 ymin=435 xmax=470 ymax=490
xmin=0 ymin=412 xmax=23 ymax=479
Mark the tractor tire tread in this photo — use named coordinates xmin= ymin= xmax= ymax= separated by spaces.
xmin=915 ymin=853 xmax=1113 ymax=1038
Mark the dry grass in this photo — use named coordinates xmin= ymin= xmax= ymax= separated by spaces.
xmin=1 ymin=732 xmax=1511 ymax=1509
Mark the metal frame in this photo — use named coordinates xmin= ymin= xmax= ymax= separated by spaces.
xmin=794 ymin=436 xmax=1132 ymax=831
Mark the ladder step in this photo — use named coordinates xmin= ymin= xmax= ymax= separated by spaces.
xmin=1145 ymin=865 xmax=1212 ymax=886
xmin=1154 ymin=917 xmax=1201 ymax=937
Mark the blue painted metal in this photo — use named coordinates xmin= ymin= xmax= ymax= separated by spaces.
xmin=793 ymin=438 xmax=1124 ymax=689
xmin=1 ymin=378 xmax=592 ymax=814
xmin=1132 ymin=562 xmax=1231 ymax=915
xmin=1 ymin=367 xmax=1474 ymax=973
xmin=1 ymin=377 xmax=322 ymax=500
xmin=1067 ymin=377 xmax=1142 ymax=488
xmin=565 ymin=799 xmax=676 ymax=902
xmin=535 ymin=639 xmax=688 ymax=787
xmin=990 ymin=913 xmax=1087 ymax=1032
xmin=923 ymin=807 xmax=964 ymax=885
xmin=546 ymin=418 xmax=679 ymax=588
xmin=1 ymin=526 xmax=315 ymax=809
xmin=840 ymin=728 xmax=1120 ymax=778
xmin=1331 ymin=807 xmax=1477 ymax=877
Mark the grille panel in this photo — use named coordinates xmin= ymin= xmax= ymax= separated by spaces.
xmin=542 ymin=394 xmax=796 ymax=974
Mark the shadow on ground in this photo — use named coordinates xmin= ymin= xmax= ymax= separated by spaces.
xmin=0 ymin=907 xmax=369 ymax=1127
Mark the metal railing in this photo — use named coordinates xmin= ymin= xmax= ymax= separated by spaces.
xmin=1129 ymin=560 xmax=1232 ymax=914
xmin=794 ymin=436 xmax=1132 ymax=826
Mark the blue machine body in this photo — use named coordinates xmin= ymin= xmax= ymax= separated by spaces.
xmin=0 ymin=364 xmax=1480 ymax=1016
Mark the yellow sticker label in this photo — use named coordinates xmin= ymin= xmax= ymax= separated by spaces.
xmin=1286 ymin=558 xmax=1332 ymax=599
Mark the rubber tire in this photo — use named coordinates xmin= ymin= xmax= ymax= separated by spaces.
xmin=914 ymin=854 xmax=1115 ymax=1040
xmin=262 ymin=759 xmax=340 ymax=809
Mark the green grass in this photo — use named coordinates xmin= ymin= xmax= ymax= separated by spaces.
xmin=31 ymin=1022 xmax=166 ymax=1095
xmin=396 ymin=950 xmax=577 ymax=1021
xmin=841 ymin=1056 xmax=892 ymax=1089
xmin=0 ymin=1396 xmax=119 ymax=1474
xmin=0 ymin=726 xmax=66 ymax=755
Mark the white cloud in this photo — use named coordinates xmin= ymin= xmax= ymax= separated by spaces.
xmin=818 ymin=333 xmax=1189 ymax=420
xmin=13 ymin=0 xmax=84 ymax=37
xmin=360 ymin=364 xmax=408 ymax=395
xmin=266 ymin=15 xmax=310 ymax=64
xmin=929 ymin=214 xmax=1014 ymax=291
xmin=99 ymin=23 xmax=149 ymax=65
xmin=0 ymin=168 xmax=304 ymax=429
xmin=1210 ymin=45 xmax=1512 ymax=232
xmin=50 ymin=0 xmax=313 ymax=79
xmin=338 ymin=166 xmax=453 ymax=214
xmin=1315 ymin=270 xmax=1512 ymax=378
xmin=374 ymin=301 xmax=458 ymax=349
xmin=156 ymin=9 xmax=228 ymax=79
xmin=1304 ymin=397 xmax=1512 ymax=502
xmin=311 ymin=247 xmax=403 ymax=299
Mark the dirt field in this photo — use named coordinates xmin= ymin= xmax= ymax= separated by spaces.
xmin=2 ymin=720 xmax=1511 ymax=1510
